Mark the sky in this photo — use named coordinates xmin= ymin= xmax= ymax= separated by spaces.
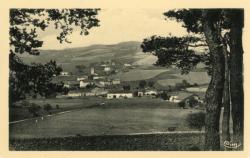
xmin=39 ymin=9 xmax=188 ymax=50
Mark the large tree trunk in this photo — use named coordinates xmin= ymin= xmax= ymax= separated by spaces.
xmin=222 ymin=45 xmax=231 ymax=149
xmin=202 ymin=10 xmax=225 ymax=150
xmin=229 ymin=10 xmax=244 ymax=150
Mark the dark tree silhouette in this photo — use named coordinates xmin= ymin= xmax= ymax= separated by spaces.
xmin=141 ymin=9 xmax=244 ymax=150
xmin=9 ymin=9 xmax=100 ymax=104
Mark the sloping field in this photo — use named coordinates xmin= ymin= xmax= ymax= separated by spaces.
xmin=113 ymin=69 xmax=169 ymax=81
xmin=10 ymin=108 xmax=202 ymax=139
xmin=156 ymin=72 xmax=210 ymax=87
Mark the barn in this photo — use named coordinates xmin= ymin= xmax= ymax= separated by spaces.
xmin=107 ymin=91 xmax=133 ymax=99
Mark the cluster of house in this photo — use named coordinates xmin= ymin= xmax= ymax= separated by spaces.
xmin=56 ymin=67 xmax=121 ymax=89
xmin=52 ymin=67 xmax=206 ymax=108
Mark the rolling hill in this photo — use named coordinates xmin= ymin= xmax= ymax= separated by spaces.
xmin=18 ymin=41 xmax=210 ymax=88
xmin=18 ymin=41 xmax=157 ymax=73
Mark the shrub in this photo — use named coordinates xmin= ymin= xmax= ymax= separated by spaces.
xmin=186 ymin=112 xmax=205 ymax=130
xmin=28 ymin=103 xmax=41 ymax=117
xmin=43 ymin=104 xmax=53 ymax=114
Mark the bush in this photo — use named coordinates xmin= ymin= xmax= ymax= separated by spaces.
xmin=186 ymin=112 xmax=205 ymax=130
xmin=28 ymin=103 xmax=41 ymax=117
xmin=56 ymin=104 xmax=60 ymax=109
xmin=43 ymin=104 xmax=53 ymax=114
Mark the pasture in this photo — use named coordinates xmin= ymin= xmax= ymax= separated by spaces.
xmin=112 ymin=69 xmax=169 ymax=81
xmin=10 ymin=97 xmax=179 ymax=122
xmin=10 ymin=107 xmax=201 ymax=139
xmin=10 ymin=97 xmax=203 ymax=138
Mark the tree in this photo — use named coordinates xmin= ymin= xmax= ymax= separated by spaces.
xmin=9 ymin=9 xmax=100 ymax=104
xmin=139 ymin=80 xmax=147 ymax=89
xmin=75 ymin=64 xmax=86 ymax=73
xmin=43 ymin=104 xmax=53 ymax=114
xmin=123 ymin=85 xmax=131 ymax=91
xmin=148 ymin=81 xmax=155 ymax=88
xmin=160 ymin=91 xmax=170 ymax=100
xmin=28 ymin=103 xmax=41 ymax=117
xmin=141 ymin=9 xmax=244 ymax=150
xmin=182 ymin=80 xmax=190 ymax=87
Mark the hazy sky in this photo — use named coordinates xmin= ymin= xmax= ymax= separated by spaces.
xmin=39 ymin=9 xmax=188 ymax=50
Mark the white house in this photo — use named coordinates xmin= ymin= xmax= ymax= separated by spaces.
xmin=112 ymin=79 xmax=121 ymax=85
xmin=77 ymin=77 xmax=87 ymax=81
xmin=63 ymin=84 xmax=70 ymax=88
xmin=90 ymin=67 xmax=95 ymax=75
xmin=60 ymin=71 xmax=70 ymax=76
xmin=80 ymin=80 xmax=90 ymax=88
xmin=137 ymin=91 xmax=144 ymax=97
xmin=145 ymin=90 xmax=158 ymax=96
xmin=124 ymin=63 xmax=132 ymax=67
xmin=169 ymin=95 xmax=180 ymax=103
xmin=104 ymin=67 xmax=111 ymax=72
xmin=67 ymin=91 xmax=82 ymax=97
xmin=93 ymin=76 xmax=103 ymax=80
xmin=107 ymin=93 xmax=133 ymax=99
xmin=99 ymin=81 xmax=112 ymax=86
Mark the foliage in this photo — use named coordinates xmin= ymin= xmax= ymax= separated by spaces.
xmin=75 ymin=64 xmax=86 ymax=73
xmin=160 ymin=91 xmax=170 ymax=100
xmin=28 ymin=103 xmax=41 ymax=117
xmin=10 ymin=9 xmax=100 ymax=55
xmin=139 ymin=80 xmax=147 ymax=89
xmin=141 ymin=35 xmax=210 ymax=74
xmin=186 ymin=112 xmax=206 ymax=130
xmin=148 ymin=81 xmax=155 ymax=88
xmin=43 ymin=104 xmax=53 ymax=114
xmin=9 ymin=9 xmax=100 ymax=103
xmin=123 ymin=85 xmax=131 ymax=91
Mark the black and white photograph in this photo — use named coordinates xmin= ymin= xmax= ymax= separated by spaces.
xmin=7 ymin=8 xmax=245 ymax=151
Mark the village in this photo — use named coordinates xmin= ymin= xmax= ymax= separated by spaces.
xmin=51 ymin=60 xmax=206 ymax=109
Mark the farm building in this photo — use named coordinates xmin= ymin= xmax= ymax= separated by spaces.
xmin=107 ymin=91 xmax=133 ymax=99
xmin=178 ymin=94 xmax=200 ymax=108
xmin=93 ymin=76 xmax=104 ymax=80
xmin=77 ymin=76 xmax=88 ymax=81
xmin=168 ymin=92 xmax=194 ymax=103
xmin=60 ymin=71 xmax=70 ymax=76
xmin=112 ymin=79 xmax=121 ymax=85
xmin=80 ymin=80 xmax=89 ymax=88
xmin=90 ymin=67 xmax=95 ymax=75
xmin=168 ymin=91 xmax=202 ymax=108
xmin=138 ymin=91 xmax=144 ymax=97
xmin=144 ymin=90 xmax=158 ymax=96
xmin=51 ymin=75 xmax=78 ymax=87
xmin=124 ymin=63 xmax=132 ymax=67
xmin=104 ymin=66 xmax=111 ymax=72
xmin=67 ymin=91 xmax=82 ymax=97
xmin=91 ymin=87 xmax=108 ymax=96
xmin=99 ymin=80 xmax=112 ymax=86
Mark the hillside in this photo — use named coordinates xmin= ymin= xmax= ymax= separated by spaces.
xmin=18 ymin=41 xmax=210 ymax=88
xmin=18 ymin=41 xmax=157 ymax=73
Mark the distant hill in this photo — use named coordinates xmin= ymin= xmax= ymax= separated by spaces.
xmin=18 ymin=41 xmax=210 ymax=88
xmin=18 ymin=41 xmax=157 ymax=73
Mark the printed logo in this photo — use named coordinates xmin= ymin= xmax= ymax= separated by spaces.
xmin=224 ymin=141 xmax=241 ymax=149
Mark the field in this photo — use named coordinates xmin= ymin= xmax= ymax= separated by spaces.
xmin=112 ymin=69 xmax=169 ymax=81
xmin=10 ymin=107 xmax=201 ymax=139
xmin=10 ymin=97 xmax=204 ymax=139
xmin=10 ymin=133 xmax=205 ymax=151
